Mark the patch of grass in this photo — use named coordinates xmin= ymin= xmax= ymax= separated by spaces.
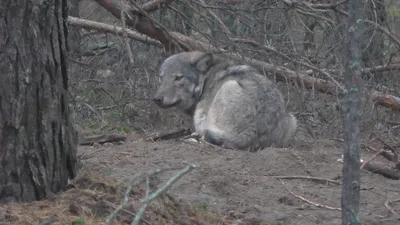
xmin=0 ymin=169 xmax=259 ymax=225
xmin=72 ymin=217 xmax=86 ymax=225
xmin=196 ymin=202 xmax=209 ymax=212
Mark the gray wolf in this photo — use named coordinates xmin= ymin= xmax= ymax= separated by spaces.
xmin=152 ymin=51 xmax=297 ymax=150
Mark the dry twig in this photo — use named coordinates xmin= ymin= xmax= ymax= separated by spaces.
xmin=375 ymin=136 xmax=399 ymax=162
xmin=79 ymin=134 xmax=127 ymax=146
xmin=67 ymin=16 xmax=161 ymax=46
xmin=279 ymin=179 xmax=341 ymax=211
xmin=272 ymin=175 xmax=341 ymax=185
xmin=104 ymin=165 xmax=198 ymax=225
xmin=360 ymin=149 xmax=385 ymax=169
xmin=145 ymin=128 xmax=192 ymax=142
xmin=385 ymin=199 xmax=400 ymax=215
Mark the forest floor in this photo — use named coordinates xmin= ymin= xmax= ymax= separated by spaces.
xmin=1 ymin=131 xmax=400 ymax=225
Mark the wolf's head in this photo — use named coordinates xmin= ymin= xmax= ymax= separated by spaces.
xmin=153 ymin=51 xmax=215 ymax=114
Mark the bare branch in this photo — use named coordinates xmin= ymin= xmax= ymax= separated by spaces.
xmin=142 ymin=0 xmax=174 ymax=12
xmin=279 ymin=179 xmax=341 ymax=211
xmin=362 ymin=19 xmax=400 ymax=48
xmin=361 ymin=64 xmax=400 ymax=74
xmin=272 ymin=175 xmax=341 ymax=185
xmin=281 ymin=0 xmax=349 ymax=10
xmin=233 ymin=38 xmax=345 ymax=92
xmin=93 ymin=0 xmax=184 ymax=52
xmin=104 ymin=165 xmax=197 ymax=225
xmin=132 ymin=165 xmax=198 ymax=225
xmin=360 ymin=149 xmax=385 ymax=169
xmin=385 ymin=199 xmax=400 ymax=215
xmin=67 ymin=16 xmax=162 ymax=46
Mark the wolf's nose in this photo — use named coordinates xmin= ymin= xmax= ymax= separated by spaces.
xmin=153 ymin=96 xmax=163 ymax=104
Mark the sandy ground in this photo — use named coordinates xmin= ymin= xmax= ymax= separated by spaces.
xmin=78 ymin=132 xmax=400 ymax=225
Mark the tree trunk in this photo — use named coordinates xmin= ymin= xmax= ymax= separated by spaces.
xmin=341 ymin=0 xmax=365 ymax=224
xmin=0 ymin=0 xmax=78 ymax=203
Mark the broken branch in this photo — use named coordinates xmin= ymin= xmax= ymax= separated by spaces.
xmin=385 ymin=199 xmax=400 ymax=215
xmin=362 ymin=163 xmax=400 ymax=180
xmin=79 ymin=134 xmax=127 ymax=145
xmin=279 ymin=179 xmax=341 ymax=211
xmin=360 ymin=149 xmax=385 ymax=169
xmin=93 ymin=0 xmax=184 ymax=52
xmin=67 ymin=16 xmax=161 ymax=46
xmin=272 ymin=175 xmax=341 ymax=185
xmin=145 ymin=128 xmax=192 ymax=142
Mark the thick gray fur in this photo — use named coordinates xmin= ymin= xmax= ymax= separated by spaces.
xmin=153 ymin=51 xmax=297 ymax=150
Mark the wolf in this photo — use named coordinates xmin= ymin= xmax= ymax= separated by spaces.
xmin=152 ymin=51 xmax=297 ymax=151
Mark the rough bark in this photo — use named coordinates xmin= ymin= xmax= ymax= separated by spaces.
xmin=341 ymin=0 xmax=365 ymax=224
xmin=0 ymin=0 xmax=78 ymax=203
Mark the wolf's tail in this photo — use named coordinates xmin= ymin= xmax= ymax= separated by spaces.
xmin=277 ymin=112 xmax=298 ymax=147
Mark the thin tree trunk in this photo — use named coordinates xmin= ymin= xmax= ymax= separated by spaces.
xmin=341 ymin=0 xmax=365 ymax=224
xmin=0 ymin=0 xmax=77 ymax=203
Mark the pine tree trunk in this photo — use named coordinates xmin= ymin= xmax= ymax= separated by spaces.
xmin=341 ymin=0 xmax=364 ymax=224
xmin=0 ymin=0 xmax=78 ymax=203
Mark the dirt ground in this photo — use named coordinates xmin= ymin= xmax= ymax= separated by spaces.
xmin=78 ymin=131 xmax=400 ymax=225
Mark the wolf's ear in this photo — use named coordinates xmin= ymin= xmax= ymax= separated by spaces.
xmin=192 ymin=53 xmax=213 ymax=72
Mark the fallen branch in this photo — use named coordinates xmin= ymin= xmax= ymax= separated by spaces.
xmin=385 ymin=199 xmax=400 ymax=215
xmin=371 ymin=91 xmax=400 ymax=112
xmin=335 ymin=138 xmax=398 ymax=162
xmin=360 ymin=149 xmax=385 ymax=169
xmin=79 ymin=134 xmax=127 ymax=145
xmin=279 ymin=179 xmax=341 ymax=211
xmin=361 ymin=64 xmax=400 ymax=74
xmin=364 ymin=145 xmax=397 ymax=163
xmin=375 ymin=136 xmax=399 ymax=162
xmin=335 ymin=139 xmax=400 ymax=179
xmin=93 ymin=0 xmax=186 ymax=52
xmin=67 ymin=16 xmax=161 ymax=46
xmin=145 ymin=128 xmax=192 ymax=142
xmin=272 ymin=175 xmax=341 ymax=185
xmin=362 ymin=163 xmax=400 ymax=180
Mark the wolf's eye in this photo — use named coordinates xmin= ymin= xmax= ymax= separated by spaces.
xmin=175 ymin=75 xmax=183 ymax=81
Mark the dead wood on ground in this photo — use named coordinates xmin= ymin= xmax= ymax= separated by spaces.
xmin=145 ymin=128 xmax=192 ymax=142
xmin=79 ymin=134 xmax=127 ymax=145
xmin=362 ymin=163 xmax=400 ymax=180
